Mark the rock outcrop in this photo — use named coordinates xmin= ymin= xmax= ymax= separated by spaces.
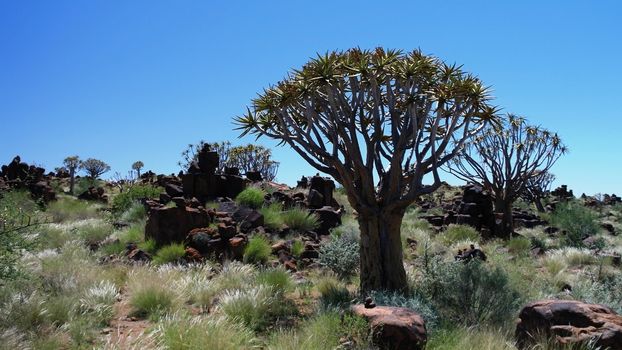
xmin=515 ymin=299 xmax=622 ymax=349
xmin=352 ymin=304 xmax=427 ymax=350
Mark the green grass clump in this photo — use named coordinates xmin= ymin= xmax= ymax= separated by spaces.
xmin=291 ymin=240 xmax=304 ymax=258
xmin=153 ymin=243 xmax=186 ymax=265
xmin=219 ymin=285 xmax=291 ymax=331
xmin=130 ymin=286 xmax=174 ymax=318
xmin=243 ymin=235 xmax=272 ymax=264
xmin=259 ymin=203 xmax=284 ymax=230
xmin=426 ymin=327 xmax=515 ymax=350
xmin=256 ymin=267 xmax=292 ymax=293
xmin=235 ymin=187 xmax=266 ymax=209
xmin=439 ymin=224 xmax=481 ymax=245
xmin=46 ymin=196 xmax=100 ymax=222
xmin=315 ymin=275 xmax=351 ymax=307
xmin=550 ymin=201 xmax=600 ymax=247
xmin=282 ymin=207 xmax=319 ymax=232
xmin=117 ymin=222 xmax=145 ymax=245
xmin=77 ymin=221 xmax=113 ymax=245
xmin=267 ymin=311 xmax=370 ymax=350
xmin=154 ymin=314 xmax=257 ymax=350
xmin=112 ymin=185 xmax=162 ymax=215
xmin=139 ymin=239 xmax=157 ymax=254
xmin=507 ymin=236 xmax=532 ymax=256
xmin=119 ymin=201 xmax=147 ymax=223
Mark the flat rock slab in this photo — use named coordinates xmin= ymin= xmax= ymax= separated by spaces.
xmin=351 ymin=304 xmax=426 ymax=350
xmin=516 ymin=299 xmax=622 ymax=349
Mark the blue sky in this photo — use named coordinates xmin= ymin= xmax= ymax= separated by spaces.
xmin=1 ymin=1 xmax=620 ymax=195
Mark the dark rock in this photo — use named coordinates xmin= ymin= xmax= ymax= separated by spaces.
xmin=246 ymin=171 xmax=263 ymax=182
xmin=602 ymin=223 xmax=616 ymax=235
xmin=296 ymin=176 xmax=309 ymax=188
xmin=159 ymin=192 xmax=171 ymax=205
xmin=515 ymin=299 xmax=622 ymax=350
xmin=165 ymin=183 xmax=184 ymax=197
xmin=352 ymin=304 xmax=427 ymax=350
xmin=145 ymin=205 xmax=211 ymax=246
xmin=78 ymin=187 xmax=108 ymax=203
xmin=307 ymin=189 xmax=325 ymax=208
xmin=224 ymin=167 xmax=240 ymax=176
xmin=232 ymin=207 xmax=264 ymax=231
xmin=312 ymin=206 xmax=342 ymax=235
xmin=308 ymin=175 xmax=335 ymax=209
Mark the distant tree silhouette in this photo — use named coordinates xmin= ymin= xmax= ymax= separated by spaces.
xmin=63 ymin=155 xmax=80 ymax=195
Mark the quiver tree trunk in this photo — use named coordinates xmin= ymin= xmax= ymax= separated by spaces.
xmin=69 ymin=169 xmax=75 ymax=195
xmin=358 ymin=209 xmax=408 ymax=292
xmin=494 ymin=199 xmax=514 ymax=239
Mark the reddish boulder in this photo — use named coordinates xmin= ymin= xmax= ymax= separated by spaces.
xmin=515 ymin=299 xmax=622 ymax=349
xmin=351 ymin=304 xmax=427 ymax=350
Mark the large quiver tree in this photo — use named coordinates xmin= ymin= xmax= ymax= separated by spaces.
xmin=236 ymin=48 xmax=497 ymax=292
xmin=448 ymin=115 xmax=566 ymax=238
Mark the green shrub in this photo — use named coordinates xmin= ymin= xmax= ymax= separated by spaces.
xmin=235 ymin=187 xmax=265 ymax=209
xmin=550 ymin=202 xmax=599 ymax=247
xmin=117 ymin=223 xmax=145 ymax=245
xmin=415 ymin=258 xmax=522 ymax=326
xmin=120 ymin=201 xmax=147 ymax=223
xmin=112 ymin=185 xmax=161 ymax=215
xmin=315 ymin=275 xmax=351 ymax=307
xmin=243 ymin=235 xmax=272 ymax=264
xmin=259 ymin=203 xmax=284 ymax=230
xmin=139 ymin=239 xmax=157 ymax=254
xmin=290 ymin=240 xmax=304 ymax=258
xmin=282 ymin=207 xmax=319 ymax=232
xmin=256 ymin=267 xmax=292 ymax=293
xmin=219 ymin=285 xmax=290 ymax=331
xmin=439 ymin=224 xmax=480 ymax=245
xmin=267 ymin=311 xmax=370 ymax=350
xmin=46 ymin=196 xmax=100 ymax=222
xmin=0 ymin=190 xmax=38 ymax=281
xmin=426 ymin=327 xmax=516 ymax=350
xmin=130 ymin=286 xmax=174 ymax=318
xmin=507 ymin=236 xmax=532 ymax=256
xmin=77 ymin=221 xmax=113 ymax=245
xmin=318 ymin=234 xmax=359 ymax=279
xmin=154 ymin=314 xmax=257 ymax=350
xmin=573 ymin=273 xmax=622 ymax=315
xmin=153 ymin=243 xmax=186 ymax=265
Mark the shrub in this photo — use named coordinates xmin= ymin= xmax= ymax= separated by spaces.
xmin=120 ymin=201 xmax=147 ymax=223
xmin=507 ymin=236 xmax=532 ymax=256
xmin=290 ymin=240 xmax=304 ymax=258
xmin=76 ymin=221 xmax=113 ymax=246
xmin=256 ymin=267 xmax=292 ymax=293
xmin=117 ymin=223 xmax=145 ymax=245
xmin=282 ymin=207 xmax=319 ymax=232
xmin=243 ymin=235 xmax=271 ymax=264
xmin=130 ymin=286 xmax=174 ymax=318
xmin=415 ymin=258 xmax=522 ymax=326
xmin=153 ymin=243 xmax=186 ymax=265
xmin=153 ymin=314 xmax=257 ymax=350
xmin=259 ymin=203 xmax=284 ymax=230
xmin=572 ymin=274 xmax=622 ymax=314
xmin=315 ymin=275 xmax=351 ymax=307
xmin=0 ymin=190 xmax=38 ymax=281
xmin=219 ymin=285 xmax=284 ymax=331
xmin=318 ymin=234 xmax=359 ymax=279
xmin=267 ymin=311 xmax=370 ymax=350
xmin=111 ymin=185 xmax=161 ymax=215
xmin=439 ymin=224 xmax=481 ymax=245
xmin=550 ymin=202 xmax=599 ymax=247
xmin=235 ymin=187 xmax=265 ymax=209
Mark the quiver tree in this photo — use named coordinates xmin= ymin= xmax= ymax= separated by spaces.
xmin=80 ymin=158 xmax=111 ymax=180
xmin=521 ymin=170 xmax=555 ymax=212
xmin=63 ymin=156 xmax=80 ymax=195
xmin=229 ymin=144 xmax=280 ymax=181
xmin=447 ymin=115 xmax=566 ymax=238
xmin=235 ymin=48 xmax=497 ymax=292
xmin=131 ymin=161 xmax=144 ymax=178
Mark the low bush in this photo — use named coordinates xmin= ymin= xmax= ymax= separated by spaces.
xmin=315 ymin=275 xmax=351 ymax=307
xmin=219 ymin=285 xmax=289 ymax=331
xmin=550 ymin=202 xmax=600 ymax=247
xmin=256 ymin=267 xmax=292 ymax=293
xmin=282 ymin=207 xmax=319 ymax=232
xmin=120 ymin=201 xmax=147 ymax=223
xmin=153 ymin=314 xmax=257 ymax=350
xmin=507 ymin=236 xmax=532 ymax=256
xmin=46 ymin=196 xmax=100 ymax=222
xmin=318 ymin=234 xmax=359 ymax=279
xmin=259 ymin=203 xmax=284 ymax=230
xmin=235 ymin=187 xmax=266 ymax=209
xmin=0 ymin=190 xmax=38 ymax=281
xmin=112 ymin=185 xmax=162 ymax=215
xmin=76 ymin=221 xmax=113 ymax=246
xmin=415 ymin=258 xmax=522 ymax=326
xmin=153 ymin=243 xmax=186 ymax=265
xmin=243 ymin=235 xmax=272 ymax=264
xmin=130 ymin=286 xmax=174 ymax=318
xmin=439 ymin=224 xmax=481 ymax=245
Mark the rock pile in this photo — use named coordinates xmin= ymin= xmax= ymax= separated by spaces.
xmin=78 ymin=186 xmax=108 ymax=202
xmin=0 ymin=156 xmax=56 ymax=202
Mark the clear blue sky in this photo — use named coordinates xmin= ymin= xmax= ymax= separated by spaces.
xmin=1 ymin=1 xmax=620 ymax=195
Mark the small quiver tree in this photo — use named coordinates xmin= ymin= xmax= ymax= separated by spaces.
xmin=63 ymin=155 xmax=80 ymax=195
xmin=448 ymin=115 xmax=566 ymax=238
xmin=236 ymin=48 xmax=497 ymax=292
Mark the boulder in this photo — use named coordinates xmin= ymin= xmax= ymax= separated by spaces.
xmin=165 ymin=183 xmax=184 ymax=197
xmin=246 ymin=171 xmax=263 ymax=182
xmin=232 ymin=207 xmax=264 ymax=231
xmin=312 ymin=206 xmax=342 ymax=235
xmin=145 ymin=205 xmax=211 ymax=246
xmin=351 ymin=304 xmax=427 ymax=350
xmin=78 ymin=186 xmax=108 ymax=202
xmin=308 ymin=175 xmax=335 ymax=209
xmin=515 ymin=299 xmax=622 ymax=349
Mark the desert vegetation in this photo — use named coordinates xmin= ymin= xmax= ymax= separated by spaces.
xmin=2 ymin=48 xmax=622 ymax=350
